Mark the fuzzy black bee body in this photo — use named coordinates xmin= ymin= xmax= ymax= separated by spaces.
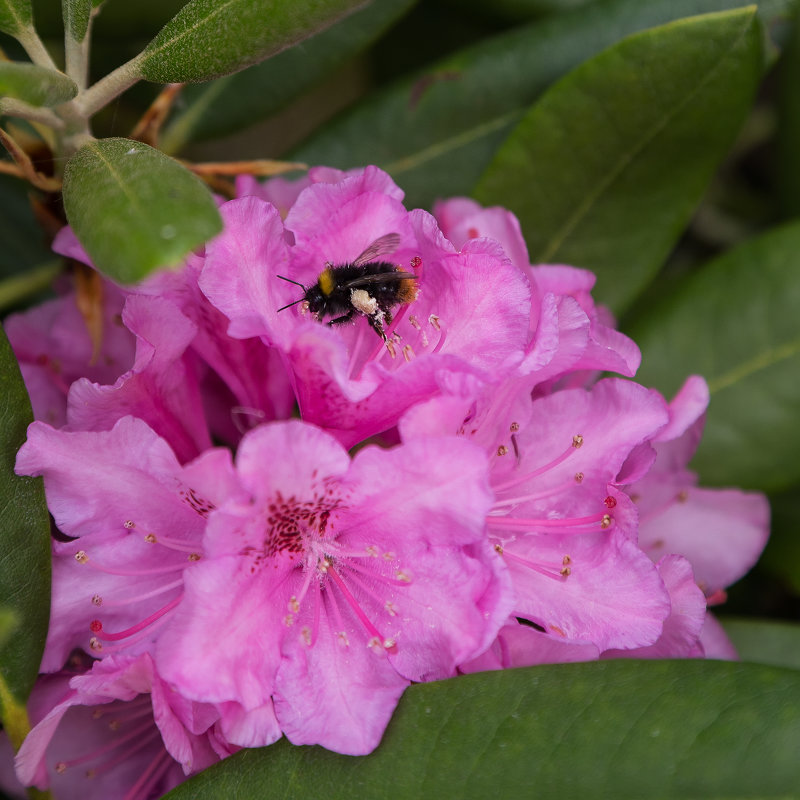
xmin=277 ymin=234 xmax=418 ymax=340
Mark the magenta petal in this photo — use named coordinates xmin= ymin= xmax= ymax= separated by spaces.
xmin=639 ymin=486 xmax=770 ymax=593
xmin=199 ymin=196 xmax=292 ymax=342
xmin=697 ymin=612 xmax=739 ymax=660
xmin=602 ymin=555 xmax=706 ymax=659
xmin=215 ymin=701 xmax=281 ymax=748
xmin=156 ymin=556 xmax=286 ymax=712
xmin=67 ymin=295 xmax=211 ymax=463
xmin=433 ymin=197 xmax=530 ymax=270
xmin=274 ymin=621 xmax=408 ymax=754
xmin=508 ymin=529 xmax=671 ymax=651
xmin=460 ymin=620 xmax=599 ymax=672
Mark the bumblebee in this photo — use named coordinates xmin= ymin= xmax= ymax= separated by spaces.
xmin=277 ymin=233 xmax=419 ymax=341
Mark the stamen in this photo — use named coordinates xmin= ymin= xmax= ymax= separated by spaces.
xmin=142 ymin=532 xmax=199 ymax=553
xmin=486 ymin=511 xmax=613 ymax=533
xmin=499 ymin=547 xmax=572 ymax=581
xmin=92 ymin=579 xmax=184 ymax=609
xmin=491 ymin=437 xmax=584 ymax=494
xmin=327 ymin=565 xmax=396 ymax=653
xmin=77 ymin=555 xmax=194 ymax=577
xmin=90 ymin=594 xmax=182 ymax=642
xmin=54 ymin=718 xmax=155 ymax=771
xmin=122 ymin=750 xmax=173 ymax=800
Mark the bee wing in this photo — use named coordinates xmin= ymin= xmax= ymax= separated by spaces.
xmin=342 ymin=271 xmax=417 ymax=289
xmin=352 ymin=233 xmax=402 ymax=267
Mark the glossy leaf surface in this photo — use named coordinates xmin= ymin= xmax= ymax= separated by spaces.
xmin=629 ymin=221 xmax=800 ymax=492
xmin=473 ymin=8 xmax=763 ymax=313
xmin=0 ymin=324 xmax=50 ymax=744
xmin=0 ymin=62 xmax=78 ymax=106
xmin=165 ymin=659 xmax=800 ymax=799
xmin=292 ymin=0 xmax=787 ymax=213
xmin=62 ymin=138 xmax=222 ymax=284
xmin=0 ymin=0 xmax=32 ymax=37
xmin=138 ymin=0 xmax=367 ymax=83
xmin=160 ymin=0 xmax=417 ymax=151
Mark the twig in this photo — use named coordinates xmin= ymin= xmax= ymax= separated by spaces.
xmin=130 ymin=84 xmax=184 ymax=147
xmin=0 ymin=127 xmax=61 ymax=191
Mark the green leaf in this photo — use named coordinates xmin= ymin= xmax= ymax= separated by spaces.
xmin=0 ymin=0 xmax=32 ymax=37
xmin=0 ymin=323 xmax=50 ymax=747
xmin=160 ymin=0 xmax=417 ymax=152
xmin=165 ymin=660 xmax=800 ymax=799
xmin=62 ymin=0 xmax=91 ymax=42
xmin=291 ymin=0 xmax=788 ymax=213
xmin=722 ymin=617 xmax=800 ymax=670
xmin=472 ymin=8 xmax=763 ymax=314
xmin=62 ymin=138 xmax=223 ymax=284
xmin=138 ymin=0 xmax=368 ymax=84
xmin=0 ymin=62 xmax=78 ymax=106
xmin=628 ymin=221 xmax=800 ymax=492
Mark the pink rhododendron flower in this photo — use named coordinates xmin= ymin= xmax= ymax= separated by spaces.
xmin=626 ymin=376 xmax=770 ymax=598
xmin=9 ymin=164 xmax=772 ymax=786
xmin=433 ymin=197 xmax=640 ymax=380
xmin=15 ymin=654 xmax=234 ymax=799
xmin=66 ymin=294 xmax=211 ymax=463
xmin=15 ymin=416 xmax=239 ymax=670
xmin=200 ymin=167 xmax=532 ymax=447
xmin=48 ymin=226 xmax=296 ymax=446
xmin=5 ymin=285 xmax=135 ymax=427
xmin=157 ymin=420 xmax=512 ymax=754
xmin=401 ymin=377 xmax=674 ymax=653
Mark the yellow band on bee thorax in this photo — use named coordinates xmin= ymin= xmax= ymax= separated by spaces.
xmin=318 ymin=270 xmax=335 ymax=296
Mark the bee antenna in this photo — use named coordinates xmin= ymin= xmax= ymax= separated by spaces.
xmin=277 ymin=297 xmax=306 ymax=313
xmin=277 ymin=274 xmax=306 ymax=289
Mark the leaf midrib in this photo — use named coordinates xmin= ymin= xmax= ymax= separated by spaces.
xmin=533 ymin=11 xmax=757 ymax=263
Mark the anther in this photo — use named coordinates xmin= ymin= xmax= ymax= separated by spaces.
xmin=574 ymin=472 xmax=584 ymax=483
xmin=144 ymin=534 xmax=157 ymax=544
xmin=510 ymin=422 xmax=520 ymax=433
xmin=560 ymin=566 xmax=571 ymax=577
xmin=92 ymin=595 xmax=102 ymax=606
xmin=385 ymin=340 xmax=397 ymax=359
xmin=124 ymin=520 xmax=135 ymax=529
xmin=497 ymin=445 xmax=508 ymax=456
xmin=677 ymin=490 xmax=689 ymax=502
xmin=408 ymin=315 xmax=421 ymax=329
xmin=429 ymin=314 xmax=441 ymax=330
xmin=600 ymin=514 xmax=612 ymax=529
xmin=396 ymin=569 xmax=411 ymax=583
xmin=403 ymin=344 xmax=414 ymax=362
xmin=572 ymin=434 xmax=584 ymax=448
xmin=187 ymin=553 xmax=201 ymax=561
xmin=384 ymin=601 xmax=397 ymax=616
xmin=89 ymin=637 xmax=102 ymax=652
xmin=75 ymin=550 xmax=89 ymax=564
xmin=494 ymin=544 xmax=504 ymax=554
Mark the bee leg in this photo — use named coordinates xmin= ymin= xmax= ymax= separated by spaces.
xmin=367 ymin=313 xmax=388 ymax=342
xmin=327 ymin=309 xmax=357 ymax=327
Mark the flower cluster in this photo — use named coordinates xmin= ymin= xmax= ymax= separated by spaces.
xmin=7 ymin=166 xmax=768 ymax=798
